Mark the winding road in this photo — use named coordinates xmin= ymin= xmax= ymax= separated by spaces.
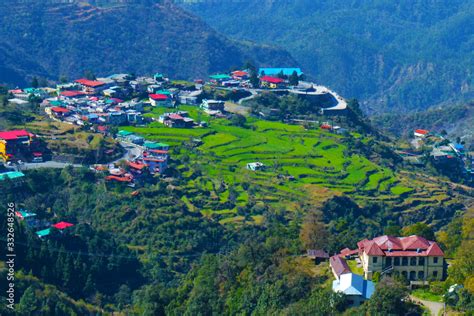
xmin=7 ymin=142 xmax=142 ymax=171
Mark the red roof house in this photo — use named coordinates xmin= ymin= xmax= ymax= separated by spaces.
xmin=52 ymin=221 xmax=74 ymax=230
xmin=60 ymin=90 xmax=86 ymax=98
xmin=75 ymin=79 xmax=106 ymax=88
xmin=260 ymin=75 xmax=285 ymax=84
xmin=128 ymin=161 xmax=147 ymax=170
xmin=330 ymin=255 xmax=351 ymax=279
xmin=357 ymin=235 xmax=444 ymax=257
xmin=0 ymin=130 xmax=32 ymax=141
xmin=414 ymin=129 xmax=429 ymax=137
xmin=51 ymin=107 xmax=70 ymax=114
xmin=232 ymin=70 xmax=249 ymax=78
xmin=149 ymin=94 xmax=169 ymax=101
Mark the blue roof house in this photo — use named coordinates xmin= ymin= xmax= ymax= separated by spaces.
xmin=332 ymin=273 xmax=375 ymax=307
xmin=259 ymin=68 xmax=303 ymax=76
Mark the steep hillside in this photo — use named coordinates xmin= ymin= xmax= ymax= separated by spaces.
xmin=372 ymin=102 xmax=474 ymax=148
xmin=0 ymin=0 xmax=294 ymax=86
xmin=181 ymin=0 xmax=474 ymax=113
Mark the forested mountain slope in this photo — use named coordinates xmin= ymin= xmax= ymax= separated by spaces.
xmin=372 ymin=102 xmax=474 ymax=148
xmin=0 ymin=0 xmax=294 ymax=86
xmin=181 ymin=0 xmax=474 ymax=113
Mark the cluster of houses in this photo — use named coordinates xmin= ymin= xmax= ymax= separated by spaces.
xmin=308 ymin=234 xmax=445 ymax=307
xmin=405 ymin=129 xmax=473 ymax=179
xmin=6 ymin=66 xmax=348 ymax=136
xmin=101 ymin=130 xmax=170 ymax=185
xmin=14 ymin=208 xmax=75 ymax=239
xmin=158 ymin=111 xmax=196 ymax=128
xmin=208 ymin=67 xmax=303 ymax=90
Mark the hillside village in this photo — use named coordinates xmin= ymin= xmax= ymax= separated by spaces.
xmin=0 ymin=67 xmax=472 ymax=314
xmin=1 ymin=67 xmax=350 ymax=184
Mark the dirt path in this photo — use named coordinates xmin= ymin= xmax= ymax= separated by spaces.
xmin=410 ymin=295 xmax=444 ymax=316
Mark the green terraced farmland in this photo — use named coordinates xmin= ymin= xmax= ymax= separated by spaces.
xmin=121 ymin=106 xmax=454 ymax=226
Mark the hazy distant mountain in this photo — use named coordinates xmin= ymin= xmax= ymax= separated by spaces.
xmin=181 ymin=0 xmax=474 ymax=113
xmin=372 ymin=102 xmax=474 ymax=148
xmin=0 ymin=0 xmax=295 ymax=86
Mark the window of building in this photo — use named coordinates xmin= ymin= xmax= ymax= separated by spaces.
xmin=418 ymin=271 xmax=424 ymax=279
xmin=401 ymin=271 xmax=408 ymax=279
xmin=394 ymin=258 xmax=400 ymax=266
xmin=373 ymin=257 xmax=378 ymax=264
xmin=410 ymin=257 xmax=417 ymax=266
xmin=386 ymin=257 xmax=392 ymax=266
xmin=409 ymin=271 xmax=416 ymax=280
xmin=418 ymin=257 xmax=425 ymax=266
xmin=433 ymin=257 xmax=438 ymax=264
xmin=402 ymin=257 xmax=408 ymax=266
xmin=433 ymin=271 xmax=438 ymax=278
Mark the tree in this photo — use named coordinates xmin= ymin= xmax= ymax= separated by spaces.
xmin=115 ymin=284 xmax=132 ymax=309
xmin=289 ymin=70 xmax=299 ymax=86
xmin=384 ymin=224 xmax=401 ymax=236
xmin=17 ymin=286 xmax=39 ymax=314
xmin=244 ymin=61 xmax=256 ymax=74
xmin=401 ymin=222 xmax=435 ymax=240
xmin=84 ymin=70 xmax=96 ymax=80
xmin=38 ymin=77 xmax=48 ymax=87
xmin=230 ymin=114 xmax=246 ymax=127
xmin=299 ymin=210 xmax=329 ymax=250
xmin=59 ymin=75 xmax=69 ymax=83
xmin=31 ymin=76 xmax=39 ymax=88
xmin=250 ymin=71 xmax=260 ymax=88
xmin=364 ymin=277 xmax=415 ymax=315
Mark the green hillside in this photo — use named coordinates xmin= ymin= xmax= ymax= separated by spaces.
xmin=181 ymin=0 xmax=474 ymax=113
xmin=1 ymin=104 xmax=471 ymax=313
xmin=122 ymin=105 xmax=463 ymax=228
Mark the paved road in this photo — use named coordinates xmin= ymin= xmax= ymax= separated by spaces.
xmin=238 ymin=89 xmax=258 ymax=104
xmin=19 ymin=161 xmax=83 ymax=170
xmin=113 ymin=142 xmax=143 ymax=163
xmin=7 ymin=141 xmax=142 ymax=171
xmin=410 ymin=296 xmax=444 ymax=316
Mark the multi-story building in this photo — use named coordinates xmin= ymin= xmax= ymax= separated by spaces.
xmin=0 ymin=130 xmax=36 ymax=161
xmin=357 ymin=235 xmax=444 ymax=282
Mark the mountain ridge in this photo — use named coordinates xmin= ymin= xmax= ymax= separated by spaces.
xmin=181 ymin=0 xmax=474 ymax=113
xmin=0 ymin=0 xmax=295 ymax=86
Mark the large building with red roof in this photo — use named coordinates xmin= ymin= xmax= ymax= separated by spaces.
xmin=260 ymin=75 xmax=286 ymax=89
xmin=0 ymin=130 xmax=36 ymax=161
xmin=75 ymin=78 xmax=110 ymax=94
xmin=357 ymin=235 xmax=444 ymax=282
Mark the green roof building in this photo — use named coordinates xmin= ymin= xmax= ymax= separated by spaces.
xmin=49 ymin=100 xmax=64 ymax=107
xmin=156 ymin=90 xmax=172 ymax=96
xmin=144 ymin=141 xmax=169 ymax=150
xmin=0 ymin=171 xmax=25 ymax=181
xmin=209 ymin=74 xmax=231 ymax=81
xmin=117 ymin=130 xmax=134 ymax=137
xmin=36 ymin=228 xmax=51 ymax=237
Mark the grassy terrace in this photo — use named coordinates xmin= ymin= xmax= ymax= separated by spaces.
xmin=122 ymin=105 xmax=455 ymax=226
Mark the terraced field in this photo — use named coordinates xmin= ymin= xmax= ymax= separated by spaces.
xmin=123 ymin=105 xmax=460 ymax=226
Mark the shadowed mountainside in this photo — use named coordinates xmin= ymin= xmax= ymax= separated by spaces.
xmin=0 ymin=0 xmax=295 ymax=86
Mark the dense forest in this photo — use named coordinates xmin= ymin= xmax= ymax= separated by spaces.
xmin=0 ymin=149 xmax=472 ymax=314
xmin=0 ymin=0 xmax=294 ymax=86
xmin=182 ymin=0 xmax=474 ymax=113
